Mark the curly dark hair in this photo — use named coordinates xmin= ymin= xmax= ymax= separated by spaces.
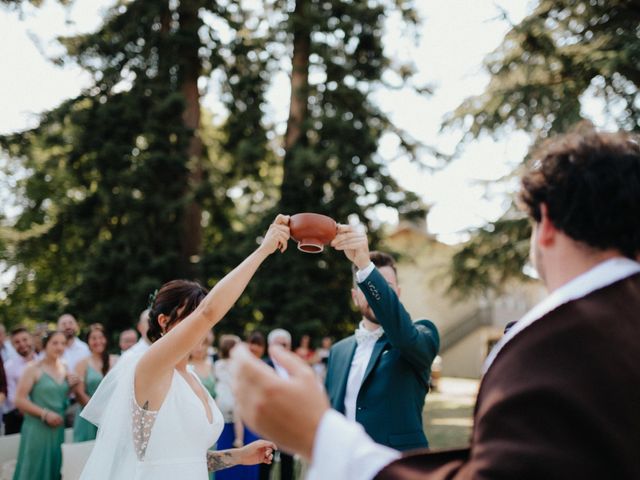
xmin=147 ymin=280 xmax=209 ymax=343
xmin=519 ymin=130 xmax=640 ymax=258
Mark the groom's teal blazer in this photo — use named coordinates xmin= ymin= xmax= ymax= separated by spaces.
xmin=324 ymin=267 xmax=440 ymax=451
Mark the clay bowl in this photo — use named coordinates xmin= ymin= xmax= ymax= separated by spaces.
xmin=289 ymin=213 xmax=338 ymax=253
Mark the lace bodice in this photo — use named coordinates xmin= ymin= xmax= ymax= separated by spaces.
xmin=132 ymin=397 xmax=159 ymax=460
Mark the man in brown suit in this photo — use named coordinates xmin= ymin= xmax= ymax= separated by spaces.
xmin=231 ymin=130 xmax=640 ymax=480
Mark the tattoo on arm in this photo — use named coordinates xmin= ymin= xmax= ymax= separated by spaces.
xmin=207 ymin=450 xmax=236 ymax=472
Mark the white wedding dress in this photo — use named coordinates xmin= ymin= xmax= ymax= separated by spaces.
xmin=80 ymin=352 xmax=224 ymax=479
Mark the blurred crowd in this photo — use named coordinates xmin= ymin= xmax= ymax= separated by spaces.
xmin=0 ymin=315 xmax=332 ymax=480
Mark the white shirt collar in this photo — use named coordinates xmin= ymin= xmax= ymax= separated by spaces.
xmin=483 ymin=257 xmax=640 ymax=374
xmin=356 ymin=320 xmax=383 ymax=334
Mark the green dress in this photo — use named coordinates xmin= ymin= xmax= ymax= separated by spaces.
xmin=197 ymin=367 xmax=216 ymax=399
xmin=72 ymin=364 xmax=104 ymax=442
xmin=13 ymin=370 xmax=69 ymax=480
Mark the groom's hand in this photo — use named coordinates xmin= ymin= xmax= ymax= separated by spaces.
xmin=331 ymin=224 xmax=370 ymax=270
xmin=231 ymin=344 xmax=329 ymax=460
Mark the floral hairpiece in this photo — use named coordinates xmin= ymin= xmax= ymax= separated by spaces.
xmin=147 ymin=289 xmax=158 ymax=310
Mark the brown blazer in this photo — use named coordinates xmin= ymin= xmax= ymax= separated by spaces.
xmin=377 ymin=273 xmax=640 ymax=480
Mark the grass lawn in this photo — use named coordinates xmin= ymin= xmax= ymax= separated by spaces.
xmin=423 ymin=377 xmax=478 ymax=450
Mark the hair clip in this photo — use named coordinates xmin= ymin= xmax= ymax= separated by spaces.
xmin=147 ymin=289 xmax=158 ymax=309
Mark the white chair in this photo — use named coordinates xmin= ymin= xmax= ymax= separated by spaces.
xmin=61 ymin=440 xmax=95 ymax=480
xmin=0 ymin=433 xmax=20 ymax=464
xmin=0 ymin=433 xmax=20 ymax=480
xmin=0 ymin=459 xmax=16 ymax=480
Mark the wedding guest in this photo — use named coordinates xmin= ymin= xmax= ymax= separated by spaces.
xmin=0 ymin=357 xmax=6 ymax=425
xmin=13 ymin=331 xmax=79 ymax=480
xmin=73 ymin=324 xmax=117 ymax=442
xmin=3 ymin=327 xmax=36 ymax=434
xmin=126 ymin=309 xmax=151 ymax=356
xmin=57 ymin=314 xmax=90 ymax=372
xmin=214 ymin=335 xmax=259 ymax=480
xmin=246 ymin=331 xmax=266 ymax=360
xmin=312 ymin=336 xmax=332 ymax=380
xmin=31 ymin=324 xmax=48 ymax=356
xmin=119 ymin=328 xmax=138 ymax=353
xmin=260 ymin=329 xmax=295 ymax=480
xmin=190 ymin=331 xmax=216 ymax=399
xmin=294 ymin=334 xmax=315 ymax=364
xmin=0 ymin=324 xmax=17 ymax=363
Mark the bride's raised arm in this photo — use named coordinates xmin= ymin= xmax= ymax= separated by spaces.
xmin=135 ymin=215 xmax=290 ymax=407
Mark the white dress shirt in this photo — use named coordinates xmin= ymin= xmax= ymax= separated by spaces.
xmin=344 ymin=322 xmax=383 ymax=421
xmin=63 ymin=337 xmax=90 ymax=373
xmin=306 ymin=410 xmax=400 ymax=480
xmin=1 ymin=341 xmax=17 ymax=363
xmin=308 ymin=258 xmax=640 ymax=480
xmin=344 ymin=262 xmax=383 ymax=421
xmin=4 ymin=354 xmax=32 ymax=411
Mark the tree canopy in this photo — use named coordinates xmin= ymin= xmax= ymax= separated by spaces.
xmin=0 ymin=0 xmax=426 ymax=343
xmin=446 ymin=0 xmax=640 ymax=297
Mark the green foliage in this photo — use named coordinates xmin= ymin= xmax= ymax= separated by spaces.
xmin=448 ymin=216 xmax=532 ymax=299
xmin=446 ymin=0 xmax=640 ymax=296
xmin=225 ymin=0 xmax=425 ymax=341
xmin=446 ymin=0 xmax=640 ymax=139
xmin=1 ymin=0 xmax=425 ymax=345
xmin=0 ymin=0 xmax=225 ymax=332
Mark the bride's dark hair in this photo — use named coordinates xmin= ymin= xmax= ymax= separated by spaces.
xmin=147 ymin=280 xmax=209 ymax=343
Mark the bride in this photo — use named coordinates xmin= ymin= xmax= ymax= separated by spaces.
xmin=80 ymin=216 xmax=289 ymax=479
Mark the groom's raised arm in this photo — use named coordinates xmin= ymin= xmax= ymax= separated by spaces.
xmin=358 ymin=266 xmax=439 ymax=372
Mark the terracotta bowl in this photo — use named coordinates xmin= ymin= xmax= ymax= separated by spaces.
xmin=289 ymin=213 xmax=338 ymax=253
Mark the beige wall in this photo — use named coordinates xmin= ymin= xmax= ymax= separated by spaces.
xmin=383 ymin=229 xmax=478 ymax=334
xmin=440 ymin=326 xmax=500 ymax=378
xmin=384 ymin=225 xmax=545 ymax=379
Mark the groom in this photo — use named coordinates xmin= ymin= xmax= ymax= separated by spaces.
xmin=324 ymin=246 xmax=439 ymax=451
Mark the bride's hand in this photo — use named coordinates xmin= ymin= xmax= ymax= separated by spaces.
xmin=259 ymin=214 xmax=290 ymax=255
xmin=239 ymin=439 xmax=277 ymax=465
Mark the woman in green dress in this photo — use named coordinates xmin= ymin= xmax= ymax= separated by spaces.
xmin=13 ymin=331 xmax=79 ymax=480
xmin=189 ymin=330 xmax=216 ymax=398
xmin=72 ymin=323 xmax=117 ymax=442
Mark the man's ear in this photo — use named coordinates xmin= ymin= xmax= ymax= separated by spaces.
xmin=538 ymin=204 xmax=557 ymax=248
xmin=351 ymin=288 xmax=358 ymax=303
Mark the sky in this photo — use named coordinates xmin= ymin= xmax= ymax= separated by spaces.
xmin=0 ymin=0 xmax=536 ymax=243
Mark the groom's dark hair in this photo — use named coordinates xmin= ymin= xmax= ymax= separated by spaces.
xmin=352 ymin=251 xmax=397 ymax=286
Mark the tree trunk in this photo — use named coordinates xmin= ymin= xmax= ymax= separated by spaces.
xmin=178 ymin=0 xmax=204 ymax=275
xmin=284 ymin=0 xmax=311 ymax=151
xmin=281 ymin=0 xmax=311 ymax=208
